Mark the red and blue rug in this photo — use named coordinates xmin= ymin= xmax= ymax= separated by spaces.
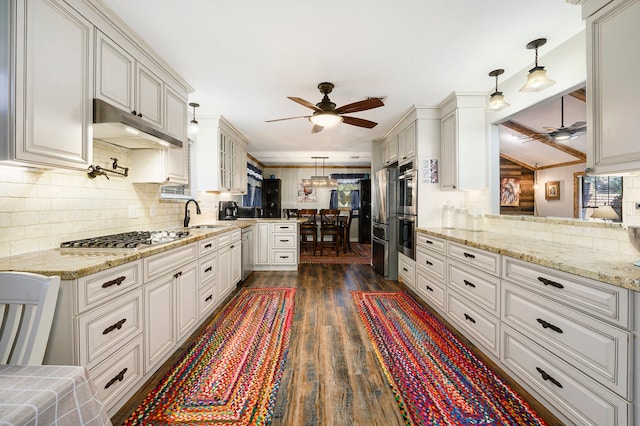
xmin=352 ymin=291 xmax=547 ymax=426
xmin=125 ymin=287 xmax=296 ymax=425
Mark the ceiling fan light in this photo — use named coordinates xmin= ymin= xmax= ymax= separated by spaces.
xmin=487 ymin=92 xmax=510 ymax=111
xmin=552 ymin=128 xmax=572 ymax=141
xmin=309 ymin=112 xmax=343 ymax=128
xmin=520 ymin=67 xmax=556 ymax=92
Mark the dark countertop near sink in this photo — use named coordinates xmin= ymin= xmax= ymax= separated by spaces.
xmin=0 ymin=219 xmax=304 ymax=280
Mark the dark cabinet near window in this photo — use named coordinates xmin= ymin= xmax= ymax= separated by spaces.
xmin=359 ymin=179 xmax=371 ymax=243
xmin=262 ymin=179 xmax=281 ymax=218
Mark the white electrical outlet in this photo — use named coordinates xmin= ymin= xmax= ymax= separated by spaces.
xmin=128 ymin=205 xmax=139 ymax=218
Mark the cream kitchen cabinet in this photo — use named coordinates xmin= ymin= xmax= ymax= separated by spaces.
xmin=584 ymin=0 xmax=640 ymax=175
xmin=1 ymin=0 xmax=93 ymax=170
xmin=218 ymin=229 xmax=242 ymax=300
xmin=398 ymin=253 xmax=416 ymax=290
xmin=254 ymin=222 xmax=299 ymax=271
xmin=128 ymin=146 xmax=189 ymax=185
xmin=382 ymin=135 xmax=399 ymax=167
xmin=415 ymin=234 xmax=447 ymax=313
xmin=439 ymin=93 xmax=486 ymax=190
xmin=398 ymin=122 xmax=416 ymax=163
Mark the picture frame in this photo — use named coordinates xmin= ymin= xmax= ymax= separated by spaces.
xmin=297 ymin=183 xmax=317 ymax=202
xmin=500 ymin=177 xmax=521 ymax=206
xmin=545 ymin=180 xmax=560 ymax=200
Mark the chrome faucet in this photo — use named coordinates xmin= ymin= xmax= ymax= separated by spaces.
xmin=183 ymin=199 xmax=201 ymax=227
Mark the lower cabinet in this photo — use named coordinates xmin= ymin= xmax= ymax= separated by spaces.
xmin=254 ymin=221 xmax=299 ymax=271
xmin=218 ymin=228 xmax=241 ymax=300
xmin=398 ymin=253 xmax=416 ymax=290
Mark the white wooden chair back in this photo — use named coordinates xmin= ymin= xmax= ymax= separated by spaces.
xmin=0 ymin=272 xmax=60 ymax=364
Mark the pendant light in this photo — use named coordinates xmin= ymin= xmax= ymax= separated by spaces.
xmin=486 ymin=69 xmax=510 ymax=111
xmin=520 ymin=38 xmax=556 ymax=92
xmin=188 ymin=102 xmax=200 ymax=140
xmin=301 ymin=157 xmax=338 ymax=187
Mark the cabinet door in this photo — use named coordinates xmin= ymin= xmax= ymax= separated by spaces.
xmin=586 ymin=0 xmax=640 ymax=174
xmin=175 ymin=262 xmax=198 ymax=341
xmin=399 ymin=122 xmax=416 ymax=162
xmin=144 ymin=275 xmax=174 ymax=373
xmin=164 ymin=86 xmax=189 ymax=183
xmin=234 ymin=142 xmax=247 ymax=193
xmin=231 ymin=242 xmax=242 ymax=286
xmin=255 ymin=223 xmax=270 ymax=265
xmin=95 ymin=30 xmax=134 ymax=113
xmin=218 ymin=245 xmax=232 ymax=299
xmin=13 ymin=0 xmax=93 ymax=169
xmin=440 ymin=110 xmax=457 ymax=190
xmin=135 ymin=62 xmax=163 ymax=127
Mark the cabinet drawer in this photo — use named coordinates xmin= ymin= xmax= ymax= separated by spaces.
xmin=144 ymin=243 xmax=197 ymax=281
xmin=502 ymin=256 xmax=630 ymax=328
xmin=272 ymin=232 xmax=296 ymax=248
xmin=198 ymin=236 xmax=217 ymax=257
xmin=272 ymin=223 xmax=296 ymax=232
xmin=398 ymin=254 xmax=415 ymax=289
xmin=502 ymin=326 xmax=630 ymax=426
xmin=199 ymin=253 xmax=217 ymax=287
xmin=448 ymin=261 xmax=500 ymax=315
xmin=77 ymin=289 xmax=143 ymax=368
xmin=77 ymin=260 xmax=142 ymax=314
xmin=199 ymin=281 xmax=217 ymax=319
xmin=416 ymin=233 xmax=445 ymax=253
xmin=272 ymin=249 xmax=296 ymax=265
xmin=502 ymin=282 xmax=630 ymax=398
xmin=416 ymin=268 xmax=446 ymax=313
xmin=447 ymin=290 xmax=500 ymax=357
xmin=416 ymin=245 xmax=446 ymax=281
xmin=447 ymin=242 xmax=500 ymax=276
xmin=90 ymin=334 xmax=143 ymax=414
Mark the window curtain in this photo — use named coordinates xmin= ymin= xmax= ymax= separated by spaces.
xmin=329 ymin=174 xmax=367 ymax=210
xmin=243 ymin=163 xmax=263 ymax=207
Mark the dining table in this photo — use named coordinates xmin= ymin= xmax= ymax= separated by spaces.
xmin=0 ymin=364 xmax=112 ymax=425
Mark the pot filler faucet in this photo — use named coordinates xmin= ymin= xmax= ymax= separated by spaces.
xmin=184 ymin=199 xmax=201 ymax=227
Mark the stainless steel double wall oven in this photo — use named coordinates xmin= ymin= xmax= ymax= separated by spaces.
xmin=397 ymin=160 xmax=417 ymax=259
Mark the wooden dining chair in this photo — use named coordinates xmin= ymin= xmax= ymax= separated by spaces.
xmin=338 ymin=208 xmax=354 ymax=253
xmin=0 ymin=272 xmax=60 ymax=365
xmin=319 ymin=209 xmax=341 ymax=256
xmin=299 ymin=209 xmax=318 ymax=255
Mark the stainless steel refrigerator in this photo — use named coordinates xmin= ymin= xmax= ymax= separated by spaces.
xmin=372 ymin=167 xmax=398 ymax=279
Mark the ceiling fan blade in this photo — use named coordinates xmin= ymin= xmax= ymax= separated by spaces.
xmin=543 ymin=127 xmax=559 ymax=132
xmin=335 ymin=98 xmax=384 ymax=114
xmin=288 ymin=97 xmax=323 ymax=112
xmin=568 ymin=121 xmax=587 ymax=130
xmin=265 ymin=115 xmax=310 ymax=123
xmin=342 ymin=116 xmax=378 ymax=129
xmin=311 ymin=125 xmax=323 ymax=134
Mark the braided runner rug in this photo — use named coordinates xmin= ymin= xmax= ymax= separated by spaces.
xmin=125 ymin=287 xmax=296 ymax=425
xmin=352 ymin=291 xmax=547 ymax=426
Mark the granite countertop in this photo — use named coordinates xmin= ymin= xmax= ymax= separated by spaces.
xmin=0 ymin=219 xmax=304 ymax=280
xmin=417 ymin=227 xmax=640 ymax=292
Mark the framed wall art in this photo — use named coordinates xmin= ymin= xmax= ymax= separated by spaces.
xmin=500 ymin=177 xmax=520 ymax=206
xmin=545 ymin=180 xmax=560 ymax=200
xmin=297 ymin=183 xmax=316 ymax=202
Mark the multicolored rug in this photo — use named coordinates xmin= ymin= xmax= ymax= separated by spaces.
xmin=352 ymin=291 xmax=548 ymax=426
xmin=299 ymin=242 xmax=371 ymax=264
xmin=124 ymin=287 xmax=296 ymax=425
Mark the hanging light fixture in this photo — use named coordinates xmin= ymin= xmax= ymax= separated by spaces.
xmin=519 ymin=38 xmax=556 ymax=92
xmin=188 ymin=102 xmax=200 ymax=140
xmin=486 ymin=69 xmax=510 ymax=111
xmin=301 ymin=157 xmax=338 ymax=187
xmin=309 ymin=112 xmax=343 ymax=128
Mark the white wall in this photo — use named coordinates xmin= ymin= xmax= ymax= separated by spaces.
xmin=535 ymin=163 xmax=585 ymax=218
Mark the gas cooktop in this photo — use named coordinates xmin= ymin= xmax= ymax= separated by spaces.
xmin=60 ymin=230 xmax=190 ymax=249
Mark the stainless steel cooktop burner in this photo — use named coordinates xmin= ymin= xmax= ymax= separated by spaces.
xmin=60 ymin=230 xmax=190 ymax=249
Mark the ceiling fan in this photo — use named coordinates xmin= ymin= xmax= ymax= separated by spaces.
xmin=266 ymin=82 xmax=384 ymax=133
xmin=519 ymin=96 xmax=586 ymax=143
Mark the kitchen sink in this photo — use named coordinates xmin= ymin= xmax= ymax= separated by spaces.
xmin=189 ymin=224 xmax=230 ymax=229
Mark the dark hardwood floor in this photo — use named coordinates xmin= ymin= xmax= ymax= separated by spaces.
xmin=112 ymin=263 xmax=563 ymax=425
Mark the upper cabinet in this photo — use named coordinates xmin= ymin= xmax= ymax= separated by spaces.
xmin=398 ymin=122 xmax=416 ymax=163
xmin=584 ymin=0 xmax=640 ymax=175
xmin=1 ymin=0 xmax=93 ymax=169
xmin=382 ymin=135 xmax=399 ymax=167
xmin=439 ymin=93 xmax=486 ymax=190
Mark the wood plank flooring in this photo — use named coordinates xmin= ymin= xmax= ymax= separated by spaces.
xmin=112 ymin=263 xmax=563 ymax=425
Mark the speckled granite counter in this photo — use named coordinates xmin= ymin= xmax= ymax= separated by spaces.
xmin=0 ymin=219 xmax=305 ymax=280
xmin=417 ymin=227 xmax=640 ymax=292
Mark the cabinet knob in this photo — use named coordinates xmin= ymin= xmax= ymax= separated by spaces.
xmin=131 ymin=110 xmax=137 ymax=115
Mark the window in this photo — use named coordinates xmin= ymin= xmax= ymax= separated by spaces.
xmin=329 ymin=174 xmax=367 ymax=210
xmin=578 ymin=175 xmax=623 ymax=221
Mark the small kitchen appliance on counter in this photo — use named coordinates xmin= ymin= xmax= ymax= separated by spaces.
xmin=237 ymin=206 xmax=263 ymax=218
xmin=219 ymin=201 xmax=238 ymax=220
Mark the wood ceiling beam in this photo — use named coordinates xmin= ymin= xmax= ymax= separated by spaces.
xmin=569 ymin=88 xmax=587 ymax=102
xmin=501 ymin=120 xmax=586 ymax=161
xmin=537 ymin=159 xmax=586 ymax=170
xmin=500 ymin=154 xmax=535 ymax=170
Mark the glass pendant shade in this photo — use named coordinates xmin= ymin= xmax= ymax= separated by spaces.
xmin=486 ymin=92 xmax=510 ymax=111
xmin=188 ymin=102 xmax=200 ymax=140
xmin=302 ymin=156 xmax=338 ymax=187
xmin=520 ymin=67 xmax=556 ymax=92
xmin=309 ymin=112 xmax=343 ymax=127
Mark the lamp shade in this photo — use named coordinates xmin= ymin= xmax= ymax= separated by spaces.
xmin=309 ymin=112 xmax=343 ymax=127
xmin=486 ymin=92 xmax=510 ymax=111
xmin=520 ymin=67 xmax=555 ymax=92
xmin=590 ymin=205 xmax=620 ymax=220
xmin=302 ymin=176 xmax=338 ymax=187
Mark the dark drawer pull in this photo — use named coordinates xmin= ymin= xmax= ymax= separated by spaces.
xmin=536 ymin=367 xmax=563 ymax=388
xmin=464 ymin=313 xmax=476 ymax=323
xmin=103 ymin=318 xmax=126 ymax=335
xmin=463 ymin=279 xmax=476 ymax=288
xmin=403 ymin=267 xmax=408 ymax=272
xmin=426 ymin=285 xmax=434 ymax=292
xmin=463 ymin=252 xmax=476 ymax=259
xmin=425 ymin=260 xmax=433 ymax=266
xmin=537 ymin=318 xmax=563 ymax=334
xmin=173 ymin=271 xmax=183 ymax=279
xmin=280 ymin=239 xmax=289 ymax=243
xmin=204 ymin=243 xmax=212 ymax=249
xmin=105 ymin=368 xmax=128 ymax=389
xmin=205 ymin=266 xmax=212 ymax=273
xmin=205 ymin=294 xmax=213 ymax=302
xmin=537 ymin=276 xmax=564 ymax=289
xmin=230 ymin=244 xmax=235 ymax=249
xmin=279 ymin=226 xmax=288 ymax=229
xmin=279 ymin=256 xmax=289 ymax=259
xmin=426 ymin=240 xmax=433 ymax=245
xmin=102 ymin=276 xmax=126 ymax=288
